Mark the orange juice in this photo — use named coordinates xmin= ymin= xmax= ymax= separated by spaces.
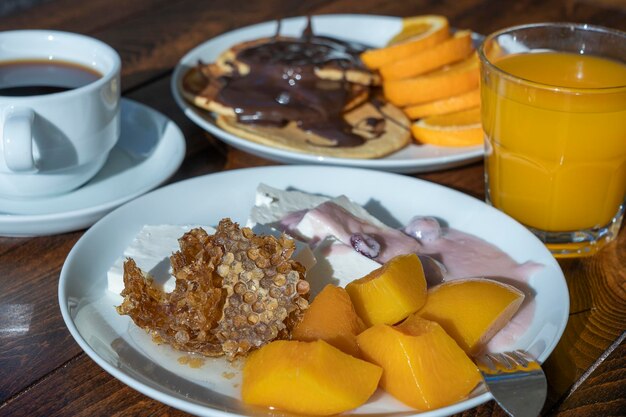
xmin=482 ymin=51 xmax=626 ymax=232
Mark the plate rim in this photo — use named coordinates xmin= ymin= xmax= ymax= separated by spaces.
xmin=59 ymin=165 xmax=569 ymax=417
xmin=170 ymin=14 xmax=485 ymax=173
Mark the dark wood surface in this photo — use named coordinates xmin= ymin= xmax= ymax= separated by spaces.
xmin=1 ymin=1 xmax=625 ymax=416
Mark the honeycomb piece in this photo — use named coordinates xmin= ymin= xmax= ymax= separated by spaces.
xmin=211 ymin=218 xmax=310 ymax=358
xmin=116 ymin=219 xmax=310 ymax=359
xmin=117 ymin=228 xmax=225 ymax=357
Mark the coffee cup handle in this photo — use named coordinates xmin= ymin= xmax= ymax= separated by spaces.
xmin=3 ymin=107 xmax=36 ymax=172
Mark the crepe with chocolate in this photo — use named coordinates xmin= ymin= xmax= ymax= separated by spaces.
xmin=180 ymin=25 xmax=411 ymax=159
xmin=214 ymin=101 xmax=410 ymax=159
xmin=214 ymin=36 xmax=381 ymax=87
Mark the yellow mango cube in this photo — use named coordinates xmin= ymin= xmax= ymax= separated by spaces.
xmin=292 ymin=284 xmax=366 ymax=357
xmin=242 ymin=340 xmax=382 ymax=415
xmin=346 ymin=253 xmax=427 ymax=326
xmin=357 ymin=315 xmax=482 ymax=410
xmin=417 ymin=278 xmax=525 ymax=356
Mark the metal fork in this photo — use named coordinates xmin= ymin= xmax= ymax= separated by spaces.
xmin=476 ymin=350 xmax=548 ymax=417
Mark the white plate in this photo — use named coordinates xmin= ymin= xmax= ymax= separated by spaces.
xmin=171 ymin=15 xmax=484 ymax=173
xmin=0 ymin=98 xmax=186 ymax=237
xmin=59 ymin=166 xmax=568 ymax=417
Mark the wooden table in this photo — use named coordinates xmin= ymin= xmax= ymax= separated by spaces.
xmin=1 ymin=1 xmax=625 ymax=416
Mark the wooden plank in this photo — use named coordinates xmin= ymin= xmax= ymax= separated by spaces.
xmin=551 ymin=334 xmax=626 ymax=415
xmin=0 ymin=233 xmax=83 ymax=402
xmin=0 ymin=0 xmax=171 ymax=33
xmin=543 ymin=229 xmax=626 ymax=408
xmin=93 ymin=0 xmax=626 ymax=89
xmin=418 ymin=162 xmax=485 ymax=199
xmin=0 ymin=355 xmax=189 ymax=417
xmin=4 ymin=0 xmax=624 ymax=91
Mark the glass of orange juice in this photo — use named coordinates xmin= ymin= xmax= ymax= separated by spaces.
xmin=478 ymin=23 xmax=626 ymax=257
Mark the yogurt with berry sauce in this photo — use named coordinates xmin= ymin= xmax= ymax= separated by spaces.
xmin=265 ymin=192 xmax=542 ymax=354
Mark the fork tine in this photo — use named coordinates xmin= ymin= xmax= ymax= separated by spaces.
xmin=509 ymin=350 xmax=530 ymax=367
xmin=502 ymin=351 xmax=528 ymax=367
xmin=492 ymin=352 xmax=515 ymax=369
xmin=514 ymin=349 xmax=534 ymax=364
xmin=477 ymin=350 xmax=547 ymax=417
xmin=477 ymin=354 xmax=496 ymax=371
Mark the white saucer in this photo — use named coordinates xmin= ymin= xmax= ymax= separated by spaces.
xmin=0 ymin=98 xmax=186 ymax=237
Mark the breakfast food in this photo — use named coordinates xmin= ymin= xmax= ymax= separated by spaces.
xmin=117 ymin=218 xmax=310 ymax=359
xmin=213 ymin=102 xmax=410 ymax=159
xmin=112 ymin=183 xmax=540 ymax=414
xmin=242 ymin=339 xmax=382 ymax=415
xmin=360 ymin=15 xmax=482 ymax=147
xmin=379 ymin=30 xmax=474 ymax=80
xmin=292 ymin=284 xmax=366 ymax=357
xmin=417 ymin=278 xmax=525 ymax=356
xmin=357 ymin=315 xmax=482 ymax=410
xmin=181 ymin=20 xmax=411 ymax=159
xmin=251 ymin=184 xmax=541 ymax=284
xmin=382 ymin=53 xmax=480 ymax=107
xmin=404 ymin=88 xmax=480 ymax=118
xmin=360 ymin=15 xmax=450 ymax=69
xmin=180 ymin=13 xmax=489 ymax=158
xmin=345 ymin=253 xmax=427 ymax=326
xmin=410 ymin=107 xmax=483 ymax=147
xmin=214 ymin=36 xmax=380 ymax=86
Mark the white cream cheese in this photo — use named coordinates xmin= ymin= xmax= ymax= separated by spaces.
xmin=107 ymin=224 xmax=212 ymax=296
xmin=248 ymin=183 xmax=330 ymax=227
xmin=248 ymin=183 xmax=387 ymax=229
xmin=306 ymin=237 xmax=380 ymax=296
xmin=108 ymin=223 xmax=318 ymax=296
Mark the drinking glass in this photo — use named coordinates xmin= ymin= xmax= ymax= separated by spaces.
xmin=478 ymin=23 xmax=626 ymax=257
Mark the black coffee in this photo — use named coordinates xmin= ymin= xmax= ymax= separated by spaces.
xmin=0 ymin=59 xmax=102 ymax=96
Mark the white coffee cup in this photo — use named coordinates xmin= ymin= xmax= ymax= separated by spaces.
xmin=0 ymin=30 xmax=121 ymax=198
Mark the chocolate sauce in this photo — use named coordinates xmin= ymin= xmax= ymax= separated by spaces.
xmin=360 ymin=117 xmax=386 ymax=138
xmin=274 ymin=19 xmax=282 ymax=39
xmin=214 ymin=19 xmax=380 ymax=147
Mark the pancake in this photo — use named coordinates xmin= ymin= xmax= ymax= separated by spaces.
xmin=181 ymin=64 xmax=237 ymax=117
xmin=215 ymin=100 xmax=411 ymax=159
xmin=181 ymin=65 xmax=370 ymax=117
xmin=179 ymin=25 xmax=411 ymax=160
xmin=216 ymin=36 xmax=381 ymax=87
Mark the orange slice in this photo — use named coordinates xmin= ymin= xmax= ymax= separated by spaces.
xmin=386 ymin=15 xmax=447 ymax=45
xmin=410 ymin=107 xmax=483 ymax=147
xmin=383 ymin=53 xmax=479 ymax=107
xmin=380 ymin=30 xmax=474 ymax=80
xmin=404 ymin=88 xmax=480 ymax=119
xmin=361 ymin=15 xmax=450 ymax=70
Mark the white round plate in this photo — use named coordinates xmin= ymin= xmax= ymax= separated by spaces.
xmin=171 ymin=15 xmax=484 ymax=174
xmin=0 ymin=98 xmax=186 ymax=237
xmin=59 ymin=166 xmax=568 ymax=417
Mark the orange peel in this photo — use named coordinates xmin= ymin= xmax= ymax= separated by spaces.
xmin=380 ymin=30 xmax=475 ymax=80
xmin=383 ymin=53 xmax=479 ymax=107
xmin=361 ymin=15 xmax=450 ymax=70
xmin=404 ymin=88 xmax=480 ymax=119
xmin=410 ymin=107 xmax=483 ymax=147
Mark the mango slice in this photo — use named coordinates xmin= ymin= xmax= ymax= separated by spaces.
xmin=357 ymin=315 xmax=482 ymax=410
xmin=346 ymin=253 xmax=427 ymax=326
xmin=417 ymin=278 xmax=525 ymax=356
xmin=242 ymin=340 xmax=382 ymax=415
xmin=292 ymin=284 xmax=366 ymax=357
